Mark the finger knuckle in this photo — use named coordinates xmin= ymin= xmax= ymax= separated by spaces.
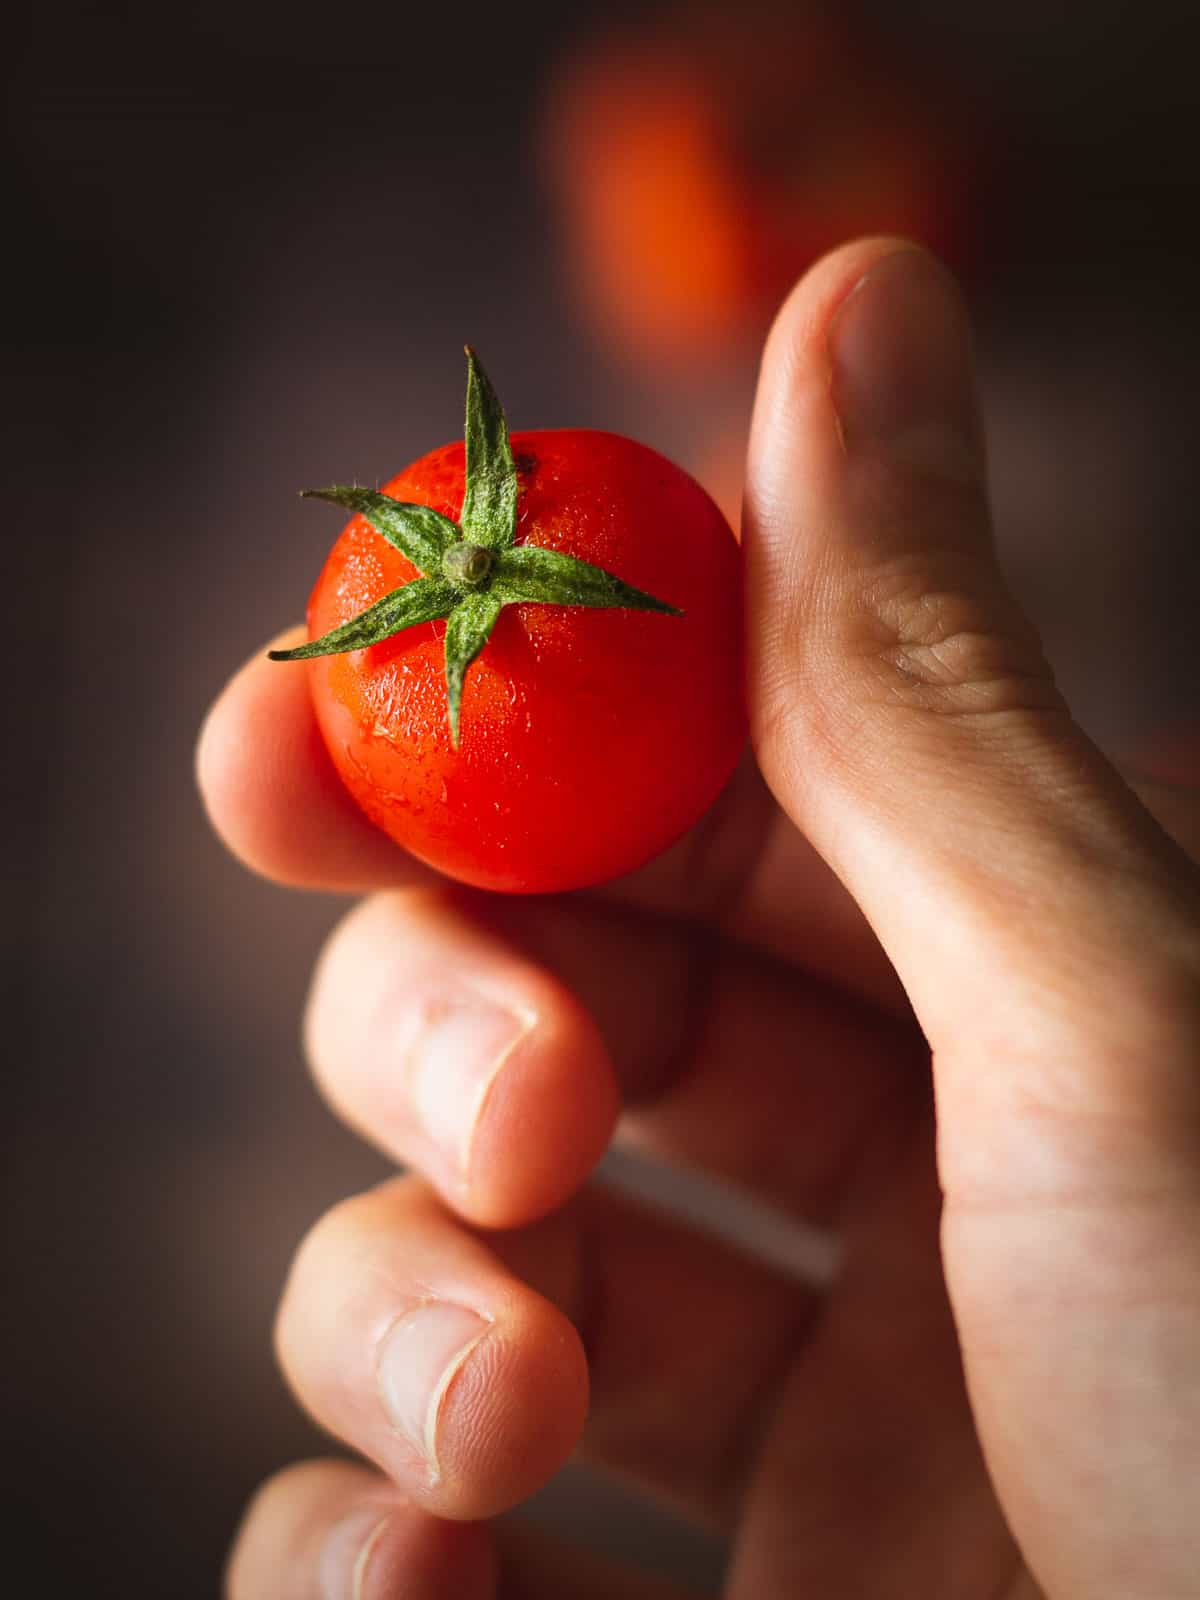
xmin=940 ymin=953 xmax=1200 ymax=1207
xmin=848 ymin=552 xmax=1065 ymax=724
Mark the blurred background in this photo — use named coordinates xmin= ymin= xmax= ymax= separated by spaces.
xmin=6 ymin=0 xmax=1200 ymax=1593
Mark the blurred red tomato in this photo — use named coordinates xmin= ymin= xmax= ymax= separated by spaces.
xmin=544 ymin=4 xmax=985 ymax=370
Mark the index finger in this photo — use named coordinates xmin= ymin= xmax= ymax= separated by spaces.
xmin=196 ymin=628 xmax=902 ymax=1007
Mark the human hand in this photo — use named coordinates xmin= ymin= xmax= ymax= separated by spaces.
xmin=203 ymin=240 xmax=1200 ymax=1598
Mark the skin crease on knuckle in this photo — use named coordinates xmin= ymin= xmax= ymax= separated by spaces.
xmin=833 ymin=540 xmax=1066 ymax=727
xmin=752 ymin=544 xmax=1066 ymax=810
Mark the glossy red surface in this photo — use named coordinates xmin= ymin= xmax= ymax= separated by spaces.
xmin=306 ymin=428 xmax=746 ymax=891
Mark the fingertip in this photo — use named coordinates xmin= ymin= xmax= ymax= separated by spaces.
xmin=196 ymin=629 xmax=423 ymax=891
xmin=435 ymin=1284 xmax=590 ymax=1520
xmin=762 ymin=235 xmax=927 ymax=379
xmin=755 ymin=236 xmax=981 ymax=528
xmin=195 ymin=628 xmax=298 ymax=870
xmin=274 ymin=1180 xmax=589 ymax=1523
xmin=465 ymin=984 xmax=621 ymax=1225
xmin=304 ymin=891 xmax=622 ymax=1230
xmin=746 ymin=238 xmax=939 ymax=688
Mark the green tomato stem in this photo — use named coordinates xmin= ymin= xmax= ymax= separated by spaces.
xmin=277 ymin=351 xmax=682 ymax=747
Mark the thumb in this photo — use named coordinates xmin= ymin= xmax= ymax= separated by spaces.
xmin=746 ymin=240 xmax=1200 ymax=1591
xmin=747 ymin=237 xmax=1198 ymax=1183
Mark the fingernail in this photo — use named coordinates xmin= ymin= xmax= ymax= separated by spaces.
xmin=319 ymin=1506 xmax=392 ymax=1600
xmin=402 ymin=994 xmax=535 ymax=1177
xmin=376 ymin=1302 xmax=490 ymax=1476
xmin=829 ymin=246 xmax=982 ymax=484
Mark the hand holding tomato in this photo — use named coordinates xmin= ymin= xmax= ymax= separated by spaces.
xmin=203 ymin=244 xmax=1200 ymax=1598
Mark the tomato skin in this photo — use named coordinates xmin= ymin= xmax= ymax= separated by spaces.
xmin=306 ymin=428 xmax=745 ymax=893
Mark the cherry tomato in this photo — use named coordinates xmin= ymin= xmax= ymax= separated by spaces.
xmin=544 ymin=6 xmax=984 ymax=369
xmin=278 ymin=359 xmax=745 ymax=893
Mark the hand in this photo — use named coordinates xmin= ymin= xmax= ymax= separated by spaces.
xmin=201 ymin=240 xmax=1200 ymax=1598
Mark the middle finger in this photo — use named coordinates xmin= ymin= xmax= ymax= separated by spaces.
xmin=305 ymin=887 xmax=923 ymax=1229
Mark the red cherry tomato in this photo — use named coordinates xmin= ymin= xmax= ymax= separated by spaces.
xmin=303 ymin=428 xmax=744 ymax=893
xmin=544 ymin=7 xmax=984 ymax=369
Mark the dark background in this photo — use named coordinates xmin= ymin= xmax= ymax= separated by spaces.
xmin=5 ymin=1 xmax=1199 ymax=1594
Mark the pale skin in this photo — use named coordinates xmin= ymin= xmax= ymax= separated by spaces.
xmin=200 ymin=239 xmax=1200 ymax=1598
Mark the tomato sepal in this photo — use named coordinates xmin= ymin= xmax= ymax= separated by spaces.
xmin=275 ymin=351 xmax=686 ymax=744
xmin=443 ymin=590 xmax=505 ymax=746
xmin=267 ymin=576 xmax=458 ymax=660
xmin=299 ymin=485 xmax=459 ymax=574
xmin=490 ymin=543 xmax=682 ymax=615
xmin=460 ymin=346 xmax=518 ymax=550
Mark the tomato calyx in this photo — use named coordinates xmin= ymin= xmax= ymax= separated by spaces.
xmin=270 ymin=349 xmax=682 ymax=745
xmin=441 ymin=542 xmax=495 ymax=588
